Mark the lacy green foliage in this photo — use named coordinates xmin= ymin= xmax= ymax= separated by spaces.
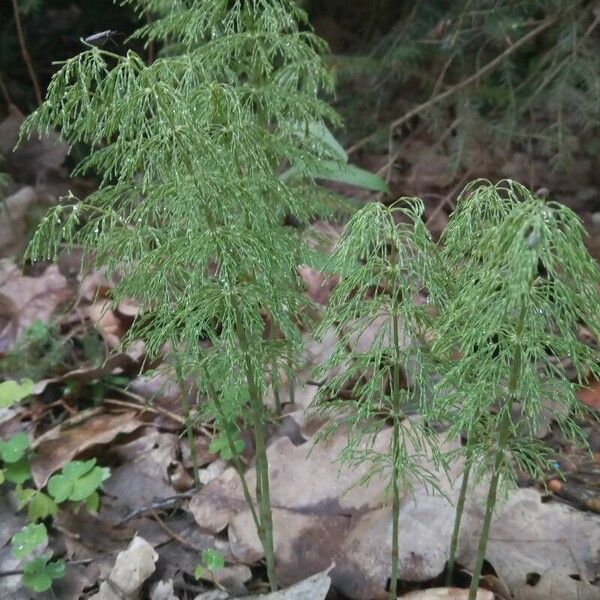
xmin=21 ymin=1 xmax=351 ymax=590
xmin=336 ymin=1 xmax=600 ymax=167
xmin=314 ymin=199 xmax=447 ymax=492
xmin=23 ymin=0 xmax=341 ymax=387
xmin=432 ymin=180 xmax=600 ymax=597
xmin=434 ymin=180 xmax=600 ymax=485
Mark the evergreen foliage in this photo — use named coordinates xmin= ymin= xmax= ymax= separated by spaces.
xmin=333 ymin=1 xmax=600 ymax=168
xmin=432 ymin=180 xmax=600 ymax=598
xmin=20 ymin=0 xmax=356 ymax=590
xmin=313 ymin=199 xmax=447 ymax=599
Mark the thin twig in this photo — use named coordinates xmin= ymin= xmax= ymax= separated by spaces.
xmin=0 ymin=72 xmax=16 ymax=109
xmin=103 ymin=396 xmax=185 ymax=425
xmin=347 ymin=13 xmax=561 ymax=156
xmin=425 ymin=168 xmax=473 ymax=228
xmin=149 ymin=509 xmax=203 ymax=552
xmin=10 ymin=0 xmax=42 ymax=105
xmin=116 ymin=490 xmax=194 ymax=525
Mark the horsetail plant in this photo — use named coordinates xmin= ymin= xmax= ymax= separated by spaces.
xmin=432 ymin=181 xmax=600 ymax=599
xmin=19 ymin=0 xmax=366 ymax=590
xmin=313 ymin=199 xmax=447 ymax=600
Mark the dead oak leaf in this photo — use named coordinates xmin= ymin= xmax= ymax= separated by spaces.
xmin=30 ymin=410 xmax=143 ymax=488
xmin=0 ymin=260 xmax=72 ymax=352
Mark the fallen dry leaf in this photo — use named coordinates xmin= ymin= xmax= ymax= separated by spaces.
xmin=102 ymin=430 xmax=182 ymax=513
xmin=30 ymin=410 xmax=143 ymax=488
xmin=89 ymin=535 xmax=157 ymax=600
xmin=457 ymin=487 xmax=600 ymax=594
xmin=400 ymin=588 xmax=493 ymax=599
xmin=512 ymin=570 xmax=599 ymax=600
xmin=0 ymin=187 xmax=42 ymax=257
xmin=0 ymin=259 xmax=72 ymax=352
xmin=577 ymin=381 xmax=600 ymax=411
xmin=0 ymin=105 xmax=68 ymax=184
xmin=191 ymin=423 xmax=455 ymax=598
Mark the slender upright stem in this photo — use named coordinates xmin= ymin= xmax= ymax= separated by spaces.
xmin=468 ymin=304 xmax=526 ymax=600
xmin=200 ymin=365 xmax=262 ymax=533
xmin=234 ymin=307 xmax=278 ymax=591
xmin=389 ymin=310 xmax=404 ymax=600
xmin=10 ymin=0 xmax=42 ymax=105
xmin=468 ymin=448 xmax=502 ymax=600
xmin=174 ymin=360 xmax=200 ymax=487
xmin=446 ymin=450 xmax=472 ymax=586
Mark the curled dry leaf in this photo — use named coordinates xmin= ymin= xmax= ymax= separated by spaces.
xmin=0 ymin=260 xmax=72 ymax=352
xmin=89 ymin=535 xmax=158 ymax=600
xmin=30 ymin=410 xmax=143 ymax=488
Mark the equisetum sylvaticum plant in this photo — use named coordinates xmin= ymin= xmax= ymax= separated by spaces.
xmin=313 ymin=199 xmax=447 ymax=600
xmin=18 ymin=0 xmax=387 ymax=590
xmin=432 ymin=180 xmax=600 ymax=599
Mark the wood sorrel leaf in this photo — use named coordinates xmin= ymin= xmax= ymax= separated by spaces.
xmin=11 ymin=523 xmax=47 ymax=558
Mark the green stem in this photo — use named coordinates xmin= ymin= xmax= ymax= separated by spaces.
xmin=389 ymin=311 xmax=404 ymax=600
xmin=200 ymin=365 xmax=261 ymax=534
xmin=468 ymin=303 xmax=527 ymax=599
xmin=174 ymin=359 xmax=200 ymax=487
xmin=233 ymin=307 xmax=278 ymax=591
xmin=467 ymin=447 xmax=502 ymax=600
xmin=446 ymin=451 xmax=472 ymax=586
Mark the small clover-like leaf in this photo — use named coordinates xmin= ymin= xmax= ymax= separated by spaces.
xmin=47 ymin=473 xmax=73 ymax=503
xmin=47 ymin=459 xmax=109 ymax=504
xmin=194 ymin=564 xmax=205 ymax=580
xmin=0 ymin=432 xmax=29 ymax=463
xmin=0 ymin=379 xmax=34 ymax=408
xmin=15 ymin=486 xmax=36 ymax=510
xmin=0 ymin=468 xmax=4 ymax=484
xmin=62 ymin=458 xmax=96 ymax=480
xmin=11 ymin=523 xmax=47 ymax=558
xmin=22 ymin=555 xmax=65 ymax=592
xmin=28 ymin=491 xmax=58 ymax=521
xmin=4 ymin=457 xmax=31 ymax=484
xmin=70 ymin=466 xmax=110 ymax=501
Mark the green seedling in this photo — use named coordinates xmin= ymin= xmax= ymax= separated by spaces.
xmin=209 ymin=432 xmax=245 ymax=461
xmin=22 ymin=554 xmax=66 ymax=593
xmin=194 ymin=548 xmax=226 ymax=581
